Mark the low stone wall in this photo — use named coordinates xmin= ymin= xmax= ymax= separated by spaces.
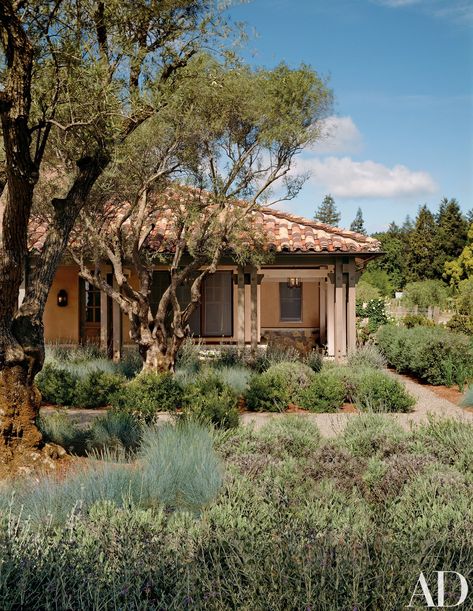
xmin=260 ymin=328 xmax=320 ymax=354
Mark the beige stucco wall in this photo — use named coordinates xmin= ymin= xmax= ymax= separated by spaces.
xmin=260 ymin=280 xmax=320 ymax=329
xmin=44 ymin=265 xmax=80 ymax=343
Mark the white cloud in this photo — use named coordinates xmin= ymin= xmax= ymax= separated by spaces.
xmin=296 ymin=156 xmax=437 ymax=199
xmin=373 ymin=0 xmax=473 ymax=22
xmin=311 ymin=116 xmax=363 ymax=155
xmin=375 ymin=0 xmax=420 ymax=5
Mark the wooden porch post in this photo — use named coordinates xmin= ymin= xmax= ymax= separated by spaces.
xmin=250 ymin=266 xmax=258 ymax=352
xmin=112 ymin=278 xmax=122 ymax=363
xmin=334 ymin=258 xmax=344 ymax=362
xmin=100 ymin=287 xmax=109 ymax=355
xmin=237 ymin=266 xmax=245 ymax=350
xmin=326 ymin=271 xmax=335 ymax=357
xmin=319 ymin=278 xmax=327 ymax=346
xmin=347 ymin=260 xmax=357 ymax=353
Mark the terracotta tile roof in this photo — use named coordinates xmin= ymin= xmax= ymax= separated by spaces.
xmin=27 ymin=192 xmax=380 ymax=255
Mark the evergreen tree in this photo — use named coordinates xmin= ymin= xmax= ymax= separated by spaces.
xmin=350 ymin=207 xmax=366 ymax=234
xmin=367 ymin=221 xmax=408 ymax=291
xmin=406 ymin=205 xmax=438 ymax=281
xmin=314 ymin=194 xmax=341 ymax=226
xmin=433 ymin=197 xmax=468 ymax=276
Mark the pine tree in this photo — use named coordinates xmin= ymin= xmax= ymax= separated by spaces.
xmin=314 ymin=194 xmax=341 ymax=226
xmin=433 ymin=197 xmax=468 ymax=277
xmin=368 ymin=221 xmax=408 ymax=291
xmin=350 ymin=207 xmax=366 ymax=234
xmin=406 ymin=205 xmax=438 ymax=281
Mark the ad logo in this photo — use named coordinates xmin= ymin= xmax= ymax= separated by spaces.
xmin=408 ymin=572 xmax=469 ymax=608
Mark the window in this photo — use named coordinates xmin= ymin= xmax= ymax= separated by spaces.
xmin=279 ymin=282 xmax=302 ymax=322
xmin=203 ymin=272 xmax=232 ymax=336
xmin=84 ymin=281 xmax=101 ymax=323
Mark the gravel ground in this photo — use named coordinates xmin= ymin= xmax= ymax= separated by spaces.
xmin=40 ymin=371 xmax=473 ymax=439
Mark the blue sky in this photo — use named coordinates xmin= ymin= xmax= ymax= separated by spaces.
xmin=228 ymin=0 xmax=473 ymax=232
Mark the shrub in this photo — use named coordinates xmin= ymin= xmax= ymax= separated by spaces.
xmin=175 ymin=337 xmax=202 ymax=372
xmin=377 ymin=324 xmax=473 ymax=387
xmin=110 ymin=373 xmax=183 ymax=422
xmin=88 ymin=411 xmax=142 ymax=453
xmin=264 ymin=361 xmax=315 ymax=399
xmin=36 ymin=364 xmax=78 ymax=406
xmin=356 ymin=280 xmax=381 ymax=304
xmin=356 ymin=298 xmax=388 ymax=342
xmin=36 ymin=412 xmax=88 ymax=454
xmin=213 ymin=346 xmax=245 ymax=368
xmin=360 ymin=269 xmax=393 ymax=297
xmin=403 ymin=279 xmax=449 ymax=309
xmin=117 ymin=349 xmax=143 ymax=378
xmin=342 ymin=414 xmax=407 ymax=457
xmin=303 ymin=349 xmax=323 ymax=372
xmin=347 ymin=344 xmax=386 ymax=370
xmin=296 ymin=368 xmax=346 ymax=412
xmin=402 ymin=314 xmax=436 ymax=329
xmin=248 ymin=342 xmax=300 ymax=373
xmin=74 ymin=371 xmax=125 ymax=408
xmin=211 ymin=366 xmax=251 ymax=395
xmin=245 ymin=372 xmax=289 ymax=412
xmin=183 ymin=371 xmax=240 ymax=429
xmin=140 ymin=422 xmax=223 ymax=511
xmin=258 ymin=416 xmax=321 ymax=457
xmin=447 ymin=313 xmax=473 ymax=336
xmin=353 ymin=369 xmax=415 ymax=413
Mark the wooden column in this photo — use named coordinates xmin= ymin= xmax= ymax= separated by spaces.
xmin=100 ymin=289 xmax=109 ymax=355
xmin=334 ymin=258 xmax=344 ymax=362
xmin=112 ymin=279 xmax=122 ymax=363
xmin=319 ymin=278 xmax=327 ymax=346
xmin=237 ymin=266 xmax=245 ymax=349
xmin=326 ymin=271 xmax=335 ymax=357
xmin=347 ymin=260 xmax=357 ymax=353
xmin=250 ymin=266 xmax=258 ymax=352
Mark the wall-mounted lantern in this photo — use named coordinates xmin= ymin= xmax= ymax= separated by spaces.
xmin=287 ymin=277 xmax=301 ymax=289
xmin=57 ymin=289 xmax=68 ymax=307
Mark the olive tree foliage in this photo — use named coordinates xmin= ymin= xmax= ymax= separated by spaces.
xmin=68 ymin=57 xmax=333 ymax=371
xmin=0 ymin=0 xmax=230 ymax=460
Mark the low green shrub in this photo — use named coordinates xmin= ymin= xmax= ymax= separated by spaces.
xmin=36 ymin=412 xmax=88 ymax=454
xmin=402 ymin=314 xmax=435 ymax=328
xmin=248 ymin=342 xmax=301 ymax=373
xmin=110 ymin=373 xmax=183 ymax=422
xmin=176 ymin=337 xmax=202 ymax=372
xmin=36 ymin=364 xmax=78 ymax=406
xmin=88 ymin=411 xmax=142 ymax=453
xmin=403 ymin=279 xmax=449 ymax=310
xmin=353 ymin=369 xmax=415 ymax=413
xmin=342 ymin=414 xmax=407 ymax=457
xmin=245 ymin=361 xmax=314 ymax=412
xmin=245 ymin=372 xmax=289 ymax=412
xmin=377 ymin=324 xmax=473 ymax=387
xmin=258 ymin=416 xmax=321 ymax=457
xmin=296 ymin=368 xmax=346 ymax=412
xmin=183 ymin=371 xmax=239 ymax=429
xmin=74 ymin=371 xmax=125 ymax=408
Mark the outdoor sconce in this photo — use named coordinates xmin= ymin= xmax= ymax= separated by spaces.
xmin=287 ymin=277 xmax=301 ymax=289
xmin=57 ymin=289 xmax=68 ymax=307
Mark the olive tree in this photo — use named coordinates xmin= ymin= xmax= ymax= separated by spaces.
xmin=68 ymin=58 xmax=332 ymax=372
xmin=0 ymin=0 xmax=228 ymax=463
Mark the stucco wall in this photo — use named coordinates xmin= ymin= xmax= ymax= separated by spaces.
xmin=44 ymin=265 xmax=80 ymax=343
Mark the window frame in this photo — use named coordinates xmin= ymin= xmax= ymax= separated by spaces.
xmin=279 ymin=281 xmax=303 ymax=323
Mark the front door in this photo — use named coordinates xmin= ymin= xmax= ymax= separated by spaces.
xmin=79 ymin=278 xmax=102 ymax=344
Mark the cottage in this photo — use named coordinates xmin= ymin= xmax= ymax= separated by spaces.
xmin=31 ymin=206 xmax=380 ymax=361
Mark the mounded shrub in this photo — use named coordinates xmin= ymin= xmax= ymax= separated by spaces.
xmin=353 ymin=369 xmax=415 ymax=413
xmin=402 ymin=314 xmax=435 ymax=329
xmin=342 ymin=414 xmax=407 ymax=458
xmin=183 ymin=371 xmax=240 ymax=429
xmin=296 ymin=368 xmax=346 ymax=412
xmin=110 ymin=372 xmax=183 ymax=422
xmin=303 ymin=349 xmax=323 ymax=372
xmin=74 ymin=371 xmax=125 ymax=408
xmin=36 ymin=364 xmax=79 ymax=406
xmin=245 ymin=372 xmax=289 ymax=412
xmin=258 ymin=416 xmax=321 ymax=458
xmin=346 ymin=344 xmax=386 ymax=370
xmin=245 ymin=361 xmax=315 ymax=412
xmin=377 ymin=324 xmax=473 ymax=387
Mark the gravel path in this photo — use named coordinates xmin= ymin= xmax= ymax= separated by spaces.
xmin=40 ymin=371 xmax=473 ymax=439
